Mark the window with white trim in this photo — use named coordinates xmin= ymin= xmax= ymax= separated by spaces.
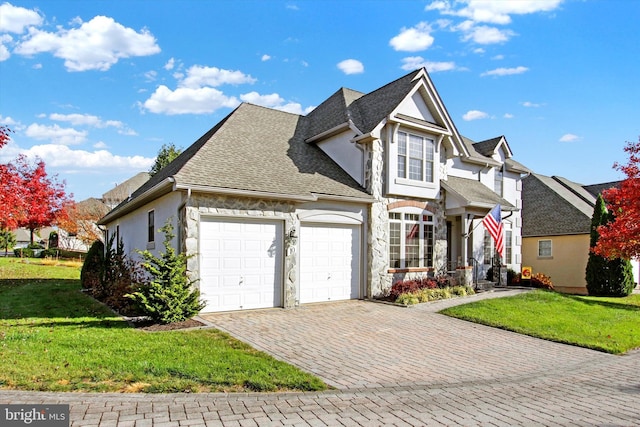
xmin=538 ymin=239 xmax=552 ymax=257
xmin=483 ymin=230 xmax=493 ymax=265
xmin=389 ymin=212 xmax=434 ymax=269
xmin=505 ymin=230 xmax=512 ymax=264
xmin=495 ymin=166 xmax=504 ymax=196
xmin=147 ymin=210 xmax=155 ymax=243
xmin=397 ymin=131 xmax=435 ymax=183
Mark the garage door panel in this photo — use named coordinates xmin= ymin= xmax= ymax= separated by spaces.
xmin=300 ymin=224 xmax=360 ymax=304
xmin=200 ymin=218 xmax=283 ymax=312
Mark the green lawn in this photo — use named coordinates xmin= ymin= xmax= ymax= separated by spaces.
xmin=440 ymin=289 xmax=640 ymax=354
xmin=0 ymin=257 xmax=327 ymax=393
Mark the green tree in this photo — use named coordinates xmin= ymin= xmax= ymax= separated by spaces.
xmin=0 ymin=229 xmax=16 ymax=255
xmin=149 ymin=143 xmax=182 ymax=177
xmin=127 ymin=218 xmax=205 ymax=323
xmin=586 ymin=195 xmax=635 ymax=296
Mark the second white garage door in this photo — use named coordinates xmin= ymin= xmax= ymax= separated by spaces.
xmin=299 ymin=223 xmax=360 ymax=304
xmin=199 ymin=218 xmax=283 ymax=312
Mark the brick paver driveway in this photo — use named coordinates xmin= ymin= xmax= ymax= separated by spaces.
xmin=200 ymin=290 xmax=626 ymax=390
xmin=3 ymin=290 xmax=639 ymax=426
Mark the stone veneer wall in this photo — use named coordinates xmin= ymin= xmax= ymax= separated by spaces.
xmin=183 ymin=193 xmax=299 ymax=308
xmin=366 ymin=138 xmax=390 ymax=297
xmin=366 ymin=136 xmax=450 ymax=296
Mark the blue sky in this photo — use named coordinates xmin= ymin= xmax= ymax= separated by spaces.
xmin=1 ymin=0 xmax=639 ymax=202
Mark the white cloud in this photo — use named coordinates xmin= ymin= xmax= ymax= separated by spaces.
xmin=461 ymin=25 xmax=514 ymax=44
xmin=521 ymin=101 xmax=542 ymax=107
xmin=426 ymin=0 xmax=563 ymax=25
xmin=25 ymin=123 xmax=87 ymax=145
xmin=261 ymin=54 xmax=272 ymax=62
xmin=50 ymin=113 xmax=113 ymax=127
xmin=180 ymin=65 xmax=256 ymax=88
xmin=462 ymin=110 xmax=489 ymax=121
xmin=13 ymin=143 xmax=154 ymax=171
xmin=144 ymin=70 xmax=158 ymax=81
xmin=47 ymin=113 xmax=137 ymax=135
xmin=0 ymin=3 xmax=43 ymax=33
xmin=504 ymin=113 xmax=514 ymax=119
xmin=240 ymin=92 xmax=285 ymax=107
xmin=559 ymin=133 xmax=580 ymax=142
xmin=239 ymin=91 xmax=314 ymax=115
xmin=164 ymin=57 xmax=175 ymax=70
xmin=337 ymin=59 xmax=364 ymax=75
xmin=473 ymin=47 xmax=485 ymax=54
xmin=143 ymin=85 xmax=240 ymax=115
xmin=14 ymin=15 xmax=160 ymax=71
xmin=0 ymin=34 xmax=12 ymax=61
xmin=492 ymin=54 xmax=504 ymax=60
xmin=0 ymin=114 xmax=19 ymax=125
xmin=389 ymin=22 xmax=435 ymax=52
xmin=400 ymin=56 xmax=458 ymax=72
xmin=481 ymin=66 xmax=528 ymax=77
xmin=93 ymin=141 xmax=108 ymax=149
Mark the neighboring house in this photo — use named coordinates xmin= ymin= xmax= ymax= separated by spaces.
xmin=102 ymin=172 xmax=150 ymax=209
xmin=57 ymin=197 xmax=111 ymax=251
xmin=99 ymin=68 xmax=528 ymax=313
xmin=521 ymin=174 xmax=639 ymax=294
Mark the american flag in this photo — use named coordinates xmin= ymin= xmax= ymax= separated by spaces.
xmin=482 ymin=204 xmax=504 ymax=257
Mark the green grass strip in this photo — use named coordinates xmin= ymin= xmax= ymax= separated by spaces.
xmin=440 ymin=289 xmax=640 ymax=354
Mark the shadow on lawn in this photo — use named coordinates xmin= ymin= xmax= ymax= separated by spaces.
xmin=0 ymin=279 xmax=128 ymax=327
xmin=566 ymin=293 xmax=640 ymax=312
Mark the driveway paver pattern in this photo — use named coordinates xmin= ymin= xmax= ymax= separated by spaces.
xmin=2 ymin=289 xmax=639 ymax=426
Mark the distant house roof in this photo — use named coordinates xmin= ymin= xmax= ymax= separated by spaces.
xmin=583 ymin=180 xmax=622 ymax=197
xmin=102 ymin=172 xmax=150 ymax=206
xmin=76 ymin=197 xmax=110 ymax=217
xmin=522 ymin=174 xmax=597 ymax=237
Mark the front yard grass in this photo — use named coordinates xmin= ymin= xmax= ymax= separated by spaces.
xmin=0 ymin=258 xmax=327 ymax=393
xmin=440 ymin=289 xmax=640 ymax=354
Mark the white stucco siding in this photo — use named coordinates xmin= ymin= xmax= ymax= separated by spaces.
xmin=316 ymin=132 xmax=364 ymax=186
xmin=447 ymin=158 xmax=481 ymax=180
xmin=396 ymin=91 xmax=436 ymax=123
xmin=105 ymin=191 xmax=183 ymax=259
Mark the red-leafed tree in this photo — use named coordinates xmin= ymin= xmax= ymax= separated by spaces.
xmin=1 ymin=126 xmax=71 ymax=242
xmin=594 ymin=137 xmax=640 ymax=259
xmin=0 ymin=125 xmax=10 ymax=148
xmin=14 ymin=156 xmax=71 ymax=244
xmin=0 ymin=126 xmax=26 ymax=230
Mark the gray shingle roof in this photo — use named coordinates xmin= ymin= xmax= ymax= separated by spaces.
xmin=442 ymin=176 xmax=515 ymax=211
xmin=583 ymin=181 xmax=621 ymax=197
xmin=306 ymin=70 xmax=422 ymax=140
xmin=472 ymin=136 xmax=503 ymax=156
xmin=522 ymin=174 xmax=595 ymax=237
xmin=102 ymin=103 xmax=372 ymax=222
xmin=173 ymin=103 xmax=370 ymax=199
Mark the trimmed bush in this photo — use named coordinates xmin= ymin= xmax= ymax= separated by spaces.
xmin=127 ymin=219 xmax=205 ymax=324
xmin=14 ymin=243 xmax=45 ymax=258
xmin=586 ymin=195 xmax=635 ymax=297
xmin=81 ymin=240 xmax=104 ymax=290
xmin=395 ymin=285 xmax=475 ymax=305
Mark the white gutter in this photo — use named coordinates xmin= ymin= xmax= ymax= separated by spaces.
xmin=305 ymin=122 xmax=353 ymax=143
xmin=174 ymin=183 xmax=317 ymax=202
xmin=98 ymin=177 xmax=175 ymax=225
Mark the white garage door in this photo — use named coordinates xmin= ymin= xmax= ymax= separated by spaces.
xmin=299 ymin=223 xmax=360 ymax=304
xmin=199 ymin=218 xmax=283 ymax=312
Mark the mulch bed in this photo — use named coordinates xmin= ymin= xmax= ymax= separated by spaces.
xmin=128 ymin=317 xmax=207 ymax=332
